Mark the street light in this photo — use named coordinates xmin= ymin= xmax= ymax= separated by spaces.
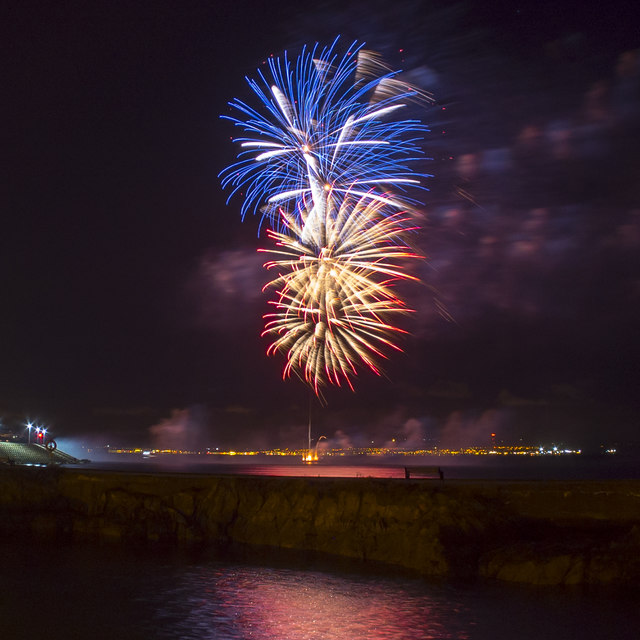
xmin=26 ymin=421 xmax=33 ymax=445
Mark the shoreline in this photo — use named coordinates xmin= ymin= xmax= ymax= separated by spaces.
xmin=1 ymin=467 xmax=639 ymax=587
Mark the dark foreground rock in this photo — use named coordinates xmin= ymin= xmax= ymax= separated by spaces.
xmin=1 ymin=467 xmax=639 ymax=587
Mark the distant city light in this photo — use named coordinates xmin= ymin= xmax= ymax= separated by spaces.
xmin=99 ymin=443 xmax=585 ymax=459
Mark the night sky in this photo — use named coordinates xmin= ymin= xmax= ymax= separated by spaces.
xmin=3 ymin=0 xmax=639 ymax=450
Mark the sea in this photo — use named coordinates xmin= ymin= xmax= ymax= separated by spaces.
xmin=2 ymin=454 xmax=638 ymax=639
xmin=62 ymin=449 xmax=640 ymax=480
xmin=0 ymin=541 xmax=638 ymax=640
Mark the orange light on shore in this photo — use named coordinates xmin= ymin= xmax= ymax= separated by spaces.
xmin=303 ymin=449 xmax=318 ymax=463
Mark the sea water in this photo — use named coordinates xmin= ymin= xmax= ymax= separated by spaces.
xmin=66 ymin=451 xmax=640 ymax=480
xmin=1 ymin=542 xmax=637 ymax=640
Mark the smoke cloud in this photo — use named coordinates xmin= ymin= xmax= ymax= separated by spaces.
xmin=148 ymin=406 xmax=208 ymax=451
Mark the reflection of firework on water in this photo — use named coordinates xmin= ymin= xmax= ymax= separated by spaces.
xmin=261 ymin=191 xmax=421 ymax=392
xmin=222 ymin=38 xmax=428 ymax=393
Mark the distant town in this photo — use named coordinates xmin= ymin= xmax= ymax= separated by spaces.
xmin=99 ymin=443 xmax=594 ymax=459
xmin=1 ymin=423 xmax=626 ymax=462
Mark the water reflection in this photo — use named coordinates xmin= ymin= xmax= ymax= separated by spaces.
xmin=149 ymin=564 xmax=473 ymax=639
xmin=1 ymin=542 xmax=638 ymax=639
xmin=74 ymin=453 xmax=640 ymax=480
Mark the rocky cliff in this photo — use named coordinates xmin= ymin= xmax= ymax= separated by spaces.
xmin=1 ymin=467 xmax=639 ymax=587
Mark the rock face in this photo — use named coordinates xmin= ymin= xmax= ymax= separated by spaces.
xmin=1 ymin=467 xmax=639 ymax=587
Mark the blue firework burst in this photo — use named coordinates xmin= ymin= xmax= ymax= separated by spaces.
xmin=220 ymin=38 xmax=430 ymax=234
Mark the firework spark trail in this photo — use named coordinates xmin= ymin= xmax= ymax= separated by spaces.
xmin=221 ymin=39 xmax=428 ymax=393
xmin=220 ymin=38 xmax=430 ymax=234
xmin=260 ymin=191 xmax=421 ymax=392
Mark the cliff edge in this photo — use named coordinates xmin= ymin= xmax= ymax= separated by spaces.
xmin=1 ymin=467 xmax=638 ymax=587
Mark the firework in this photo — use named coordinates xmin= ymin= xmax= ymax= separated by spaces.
xmin=220 ymin=38 xmax=429 ymax=234
xmin=221 ymin=39 xmax=428 ymax=392
xmin=261 ymin=189 xmax=421 ymax=392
